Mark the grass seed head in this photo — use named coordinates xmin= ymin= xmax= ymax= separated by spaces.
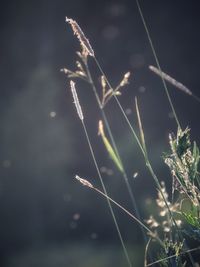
xmin=70 ymin=80 xmax=84 ymax=121
xmin=75 ymin=175 xmax=94 ymax=188
xmin=66 ymin=17 xmax=94 ymax=57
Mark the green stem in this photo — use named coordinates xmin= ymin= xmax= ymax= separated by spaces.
xmin=93 ymin=185 xmax=164 ymax=247
xmin=81 ymin=121 xmax=133 ymax=267
xmin=94 ymin=55 xmax=182 ymax=240
xmin=134 ymin=0 xmax=181 ymax=129
xmin=85 ymin=58 xmax=149 ymax=246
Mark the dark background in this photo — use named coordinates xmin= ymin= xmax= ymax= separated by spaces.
xmin=0 ymin=1 xmax=200 ymax=266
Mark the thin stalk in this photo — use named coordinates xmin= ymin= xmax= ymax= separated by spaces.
xmin=101 ymin=107 xmax=152 ymax=258
xmin=144 ymin=238 xmax=152 ymax=267
xmin=146 ymin=246 xmax=200 ymax=267
xmin=94 ymin=57 xmax=145 ymax=155
xmin=90 ymin=180 xmax=164 ymax=247
xmin=134 ymin=2 xmax=196 ymax=263
xmin=135 ymin=0 xmax=181 ymax=129
xmin=76 ymin=174 xmax=164 ymax=248
xmin=70 ymin=80 xmax=133 ymax=267
xmin=84 ymin=60 xmax=149 ymax=246
xmin=81 ymin=121 xmax=133 ymax=267
xmin=93 ymin=56 xmax=182 ymax=241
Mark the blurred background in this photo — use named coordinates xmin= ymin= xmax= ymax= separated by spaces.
xmin=0 ymin=0 xmax=200 ymax=266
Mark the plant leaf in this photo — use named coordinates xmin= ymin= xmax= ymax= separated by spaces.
xmin=98 ymin=120 xmax=124 ymax=173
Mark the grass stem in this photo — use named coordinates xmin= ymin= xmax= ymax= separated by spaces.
xmin=81 ymin=121 xmax=133 ymax=267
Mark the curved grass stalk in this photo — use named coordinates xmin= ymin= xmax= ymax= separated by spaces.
xmin=66 ymin=16 xmax=196 ymax=265
xmin=134 ymin=0 xmax=181 ymax=129
xmin=75 ymin=175 xmax=164 ymax=248
xmin=133 ymin=3 xmax=196 ymax=264
xmin=94 ymin=57 xmax=145 ymax=155
xmin=65 ymin=20 xmax=148 ymax=249
xmin=93 ymin=56 xmax=200 ymax=267
xmin=83 ymin=60 xmax=151 ymax=252
xmin=93 ymin=56 xmax=184 ymax=242
xmin=66 ymin=19 xmax=180 ymax=233
xmin=70 ymin=81 xmax=133 ymax=267
xmin=81 ymin=123 xmax=132 ymax=267
xmin=93 ymin=46 xmax=177 ymax=236
xmin=144 ymin=238 xmax=152 ymax=267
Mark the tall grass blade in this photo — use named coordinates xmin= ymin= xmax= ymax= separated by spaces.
xmin=134 ymin=2 xmax=196 ymax=264
xmin=83 ymin=54 xmax=150 ymax=253
xmin=98 ymin=120 xmax=124 ymax=173
xmin=70 ymin=81 xmax=133 ymax=267
xmin=134 ymin=0 xmax=181 ymax=129
xmin=135 ymin=97 xmax=147 ymax=156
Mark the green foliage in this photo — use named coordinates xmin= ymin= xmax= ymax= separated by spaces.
xmin=182 ymin=212 xmax=200 ymax=229
xmin=98 ymin=120 xmax=124 ymax=173
xmin=158 ymin=241 xmax=185 ymax=267
xmin=164 ymin=127 xmax=200 ymax=207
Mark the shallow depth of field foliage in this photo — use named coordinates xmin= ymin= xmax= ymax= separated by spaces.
xmin=63 ymin=9 xmax=200 ymax=267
